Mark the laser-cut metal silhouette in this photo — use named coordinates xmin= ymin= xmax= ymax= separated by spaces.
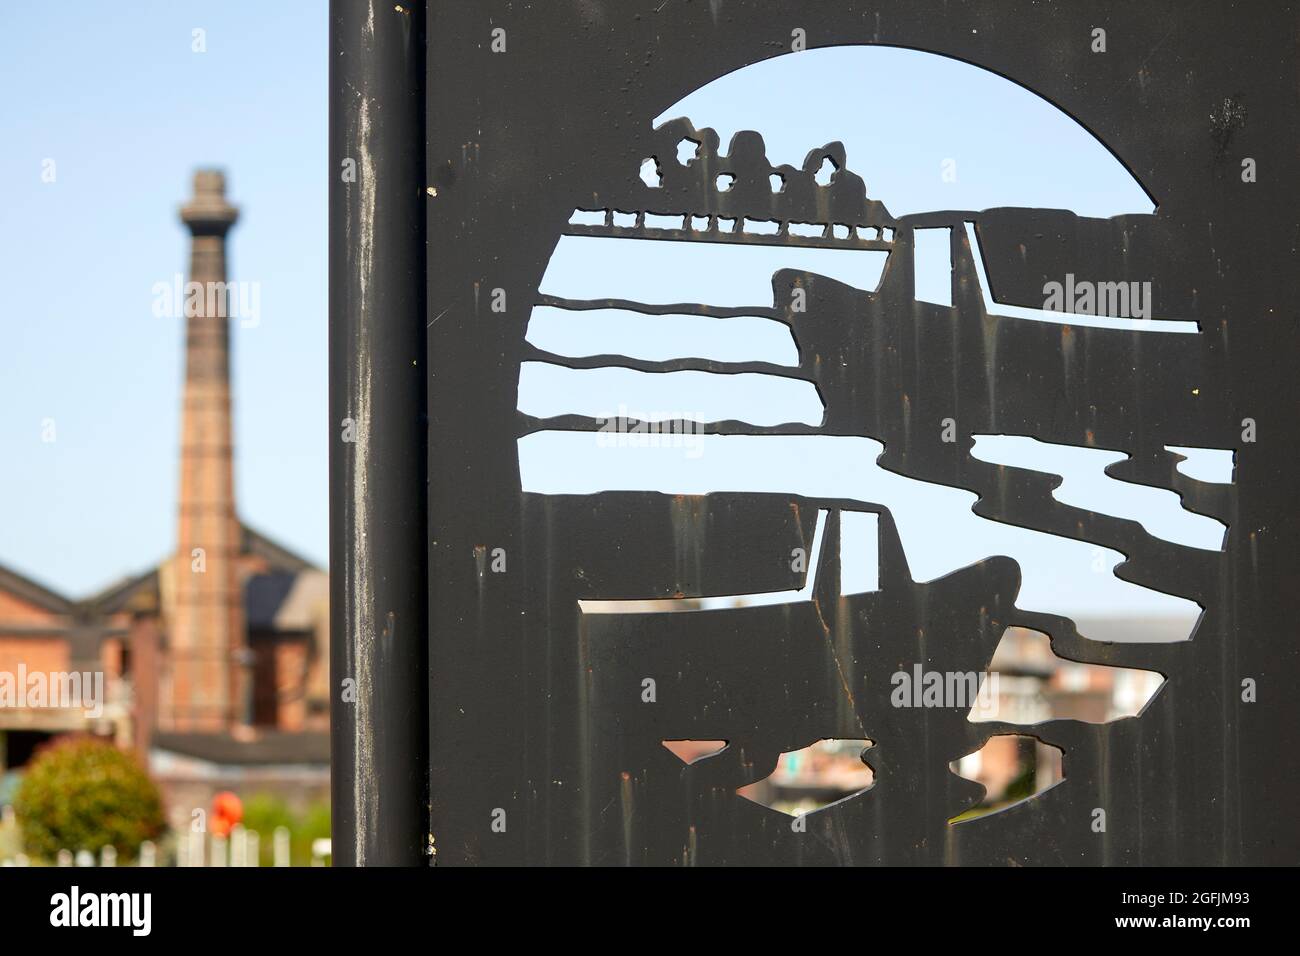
xmin=512 ymin=101 xmax=1240 ymax=859
xmin=392 ymin=6 xmax=1299 ymax=866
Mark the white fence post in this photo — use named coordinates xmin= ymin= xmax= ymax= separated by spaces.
xmin=100 ymin=845 xmax=117 ymax=867
xmin=311 ymin=838 xmax=333 ymax=867
xmin=139 ymin=841 xmax=156 ymax=867
xmin=211 ymin=834 xmax=227 ymax=867
xmin=246 ymin=829 xmax=260 ymax=867
xmin=230 ymin=824 xmax=246 ymax=867
xmin=273 ymin=826 xmax=290 ymax=867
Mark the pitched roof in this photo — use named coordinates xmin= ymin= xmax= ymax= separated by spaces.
xmin=151 ymin=730 xmax=330 ymax=766
xmin=0 ymin=562 xmax=76 ymax=615
xmin=2 ymin=525 xmax=323 ymax=637
xmin=84 ymin=567 xmax=160 ymax=616
xmin=78 ymin=522 xmax=322 ymax=614
xmin=241 ymin=524 xmax=318 ymax=574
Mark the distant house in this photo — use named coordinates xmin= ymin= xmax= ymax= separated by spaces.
xmin=0 ymin=526 xmax=328 ymax=809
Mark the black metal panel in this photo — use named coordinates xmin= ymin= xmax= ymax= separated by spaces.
xmin=330 ymin=0 xmax=428 ymax=866
xmin=417 ymin=1 xmax=1299 ymax=865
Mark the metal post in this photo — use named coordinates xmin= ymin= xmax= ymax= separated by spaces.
xmin=329 ymin=0 xmax=429 ymax=866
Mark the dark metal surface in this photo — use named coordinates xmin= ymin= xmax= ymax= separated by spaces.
xmin=329 ymin=0 xmax=428 ymax=866
xmin=412 ymin=1 xmax=1298 ymax=865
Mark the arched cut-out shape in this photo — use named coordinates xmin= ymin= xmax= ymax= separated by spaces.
xmin=788 ymin=221 xmax=824 ymax=238
xmin=662 ymin=740 xmax=728 ymax=764
xmin=642 ymin=212 xmax=682 ymax=230
xmin=969 ymin=628 xmax=1165 ymax=725
xmin=653 ymin=45 xmax=1156 ymax=218
xmin=737 ymin=739 xmax=875 ymax=816
xmin=950 ymin=734 xmax=1064 ymax=822
xmin=639 ymin=157 xmax=662 ymax=188
xmin=813 ymin=155 xmax=837 ymax=186
xmin=567 ymin=208 xmax=606 ymax=227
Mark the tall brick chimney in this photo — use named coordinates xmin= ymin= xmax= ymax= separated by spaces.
xmin=166 ymin=170 xmax=244 ymax=731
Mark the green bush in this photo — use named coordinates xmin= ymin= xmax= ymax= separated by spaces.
xmin=14 ymin=736 xmax=164 ymax=862
xmin=0 ymin=809 xmax=21 ymax=860
xmin=298 ymin=800 xmax=332 ymax=863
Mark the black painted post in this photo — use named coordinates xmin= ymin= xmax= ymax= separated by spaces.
xmin=329 ymin=0 xmax=428 ymax=866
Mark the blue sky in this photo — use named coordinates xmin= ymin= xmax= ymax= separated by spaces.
xmin=0 ymin=2 xmax=327 ymax=595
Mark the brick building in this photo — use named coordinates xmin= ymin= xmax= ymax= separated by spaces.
xmin=0 ymin=171 xmax=328 ymax=812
